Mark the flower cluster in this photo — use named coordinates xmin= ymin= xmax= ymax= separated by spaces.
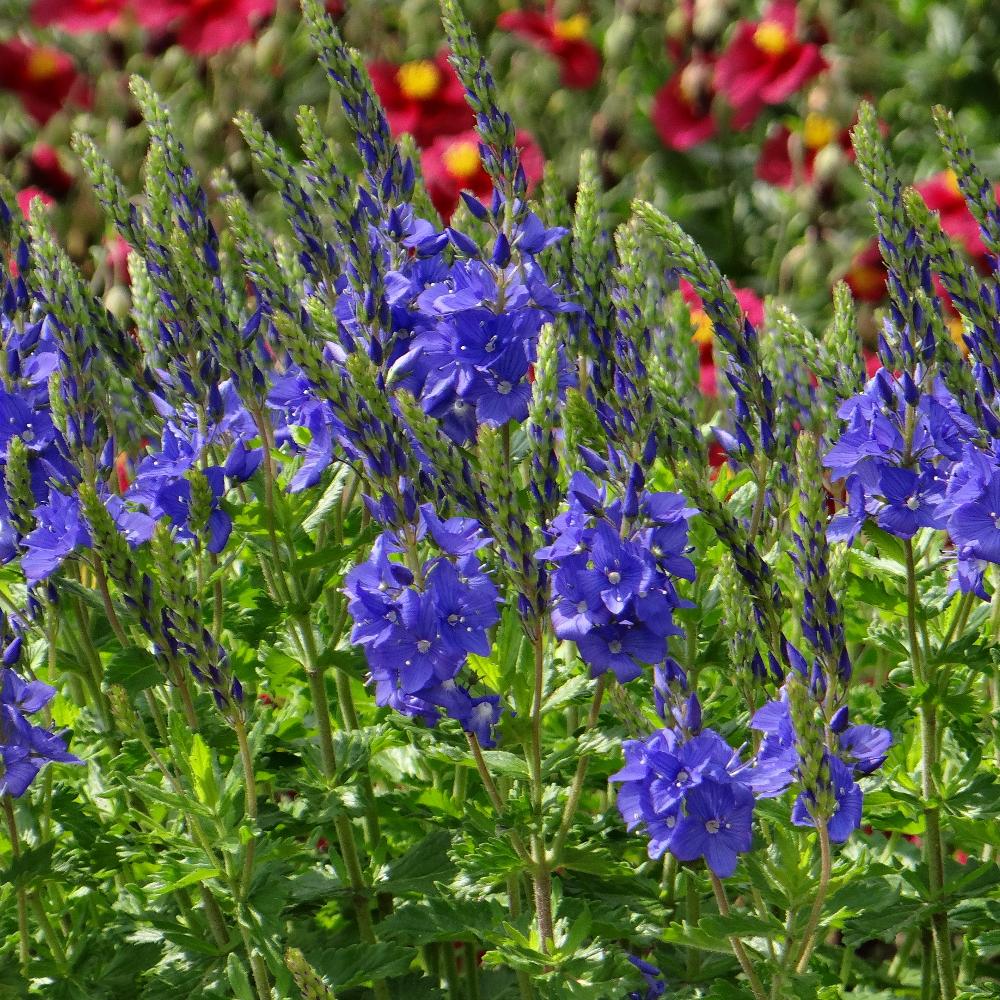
xmin=345 ymin=506 xmax=503 ymax=745
xmin=823 ymin=368 xmax=1000 ymax=593
xmin=613 ymin=713 xmax=794 ymax=876
xmin=653 ymin=0 xmax=827 ymax=153
xmin=753 ymin=689 xmax=891 ymax=842
xmin=538 ymin=463 xmax=695 ymax=684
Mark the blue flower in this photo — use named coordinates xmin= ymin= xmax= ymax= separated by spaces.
xmin=669 ymin=777 xmax=755 ymax=878
xmin=576 ymin=622 xmax=664 ymax=683
xmin=21 ymin=490 xmax=91 ymax=585
xmin=949 ymin=468 xmax=1000 ymax=563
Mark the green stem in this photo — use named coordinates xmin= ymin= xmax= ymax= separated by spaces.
xmin=463 ymin=942 xmax=480 ymax=1000
xmin=686 ymin=872 xmax=701 ymax=980
xmin=794 ymin=821 xmax=832 ymax=971
xmin=710 ymin=873 xmax=767 ymax=1000
xmin=333 ymin=813 xmax=390 ymax=1000
xmin=905 ymin=541 xmax=956 ymax=1000
xmin=4 ymin=796 xmax=31 ymax=974
xmin=551 ymin=673 xmax=609 ymax=861
xmin=465 ymin=733 xmax=532 ymax=864
xmin=233 ymin=716 xmax=259 ymax=899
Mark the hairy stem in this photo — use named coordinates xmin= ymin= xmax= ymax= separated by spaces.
xmin=710 ymin=872 xmax=767 ymax=1000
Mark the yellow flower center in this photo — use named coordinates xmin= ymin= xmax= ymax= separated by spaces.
xmin=753 ymin=21 xmax=791 ymax=57
xmin=396 ymin=60 xmax=441 ymax=101
xmin=949 ymin=316 xmax=969 ymax=355
xmin=945 ymin=169 xmax=962 ymax=197
xmin=553 ymin=14 xmax=590 ymax=41
xmin=691 ymin=309 xmax=714 ymax=345
xmin=803 ymin=112 xmax=837 ymax=150
xmin=26 ymin=48 xmax=61 ymax=81
xmin=442 ymin=140 xmax=481 ymax=180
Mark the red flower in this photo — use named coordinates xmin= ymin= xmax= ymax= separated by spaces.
xmin=497 ymin=9 xmax=602 ymax=89
xmin=651 ymin=59 xmax=717 ymax=151
xmin=27 ymin=143 xmax=73 ymax=199
xmin=369 ymin=53 xmax=471 ymax=148
xmin=31 ymin=0 xmax=127 ymax=33
xmin=756 ymin=112 xmax=852 ymax=187
xmin=0 ymin=40 xmax=91 ymax=124
xmin=135 ymin=0 xmax=275 ymax=55
xmin=715 ymin=0 xmax=827 ymax=126
xmin=421 ymin=130 xmax=543 ymax=221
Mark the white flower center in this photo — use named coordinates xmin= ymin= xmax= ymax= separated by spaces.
xmin=417 ymin=639 xmax=432 ymax=653
xmin=609 ymin=640 xmax=623 ymax=654
xmin=705 ymin=819 xmax=721 ymax=834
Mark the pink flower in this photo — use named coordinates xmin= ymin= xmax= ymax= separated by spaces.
xmin=135 ymin=0 xmax=275 ymax=56
xmin=497 ymin=9 xmax=602 ymax=89
xmin=31 ymin=0 xmax=127 ymax=33
xmin=715 ymin=0 xmax=827 ymax=126
xmin=421 ymin=130 xmax=543 ymax=221
xmin=0 ymin=40 xmax=91 ymax=124
xmin=368 ymin=53 xmax=471 ymax=148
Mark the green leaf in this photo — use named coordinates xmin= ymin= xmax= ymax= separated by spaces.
xmin=374 ymin=831 xmax=455 ymax=895
xmin=104 ymin=646 xmax=162 ymax=696
xmin=313 ymin=942 xmax=415 ymax=988
xmin=226 ymin=954 xmax=257 ymax=1000
xmin=189 ymin=733 xmax=219 ymax=809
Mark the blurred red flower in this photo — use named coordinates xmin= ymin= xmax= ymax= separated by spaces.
xmin=135 ymin=0 xmax=275 ymax=56
xmin=31 ymin=0 xmax=127 ymax=33
xmin=0 ymin=40 xmax=91 ymax=124
xmin=715 ymin=0 xmax=827 ymax=126
xmin=756 ymin=112 xmax=852 ymax=187
xmin=27 ymin=143 xmax=73 ymax=199
xmin=369 ymin=53 xmax=471 ymax=148
xmin=421 ymin=130 xmax=543 ymax=220
xmin=498 ymin=9 xmax=602 ymax=89
xmin=651 ymin=59 xmax=717 ymax=151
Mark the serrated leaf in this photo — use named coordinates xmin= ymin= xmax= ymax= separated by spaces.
xmin=104 ymin=646 xmax=162 ymax=696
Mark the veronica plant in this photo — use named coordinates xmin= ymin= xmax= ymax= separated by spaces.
xmin=2 ymin=4 xmax=1000 ymax=1000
